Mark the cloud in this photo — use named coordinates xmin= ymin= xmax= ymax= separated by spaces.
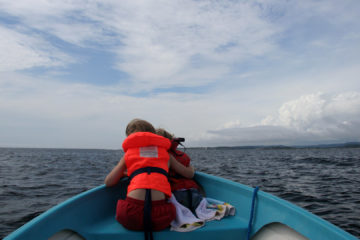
xmin=0 ymin=70 xmax=270 ymax=148
xmin=1 ymin=0 xmax=359 ymax=91
xmin=205 ymin=125 xmax=309 ymax=146
xmin=0 ymin=25 xmax=73 ymax=71
xmin=204 ymin=92 xmax=360 ymax=146
xmin=82 ymin=1 xmax=279 ymax=91
xmin=0 ymin=0 xmax=278 ymax=90
xmin=0 ymin=71 xmax=220 ymax=148
xmin=263 ymin=92 xmax=360 ymax=135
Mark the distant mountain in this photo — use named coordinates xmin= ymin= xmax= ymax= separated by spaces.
xmin=199 ymin=142 xmax=360 ymax=150
xmin=300 ymin=142 xmax=360 ymax=149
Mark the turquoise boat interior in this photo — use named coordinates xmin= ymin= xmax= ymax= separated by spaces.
xmin=5 ymin=172 xmax=358 ymax=240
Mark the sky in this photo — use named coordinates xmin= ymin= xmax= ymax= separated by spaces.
xmin=0 ymin=0 xmax=360 ymax=149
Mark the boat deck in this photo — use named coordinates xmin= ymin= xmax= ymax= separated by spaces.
xmin=80 ymin=214 xmax=248 ymax=240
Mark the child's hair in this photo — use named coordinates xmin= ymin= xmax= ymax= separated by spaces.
xmin=125 ymin=119 xmax=155 ymax=136
xmin=156 ymin=128 xmax=174 ymax=140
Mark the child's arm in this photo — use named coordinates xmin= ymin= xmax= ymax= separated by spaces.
xmin=169 ymin=155 xmax=195 ymax=179
xmin=105 ymin=157 xmax=126 ymax=187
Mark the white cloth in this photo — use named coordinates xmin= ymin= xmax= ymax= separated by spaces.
xmin=205 ymin=198 xmax=236 ymax=220
xmin=195 ymin=198 xmax=217 ymax=220
xmin=169 ymin=195 xmax=205 ymax=232
xmin=170 ymin=195 xmax=236 ymax=232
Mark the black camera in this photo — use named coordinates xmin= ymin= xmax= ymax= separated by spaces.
xmin=173 ymin=137 xmax=185 ymax=143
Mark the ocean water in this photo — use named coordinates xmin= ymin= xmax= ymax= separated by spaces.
xmin=1 ymin=147 xmax=359 ymax=239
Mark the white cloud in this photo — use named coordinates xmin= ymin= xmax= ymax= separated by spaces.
xmin=204 ymin=92 xmax=360 ymax=146
xmin=0 ymin=71 xmax=221 ymax=148
xmin=1 ymin=0 xmax=359 ymax=91
xmin=263 ymin=92 xmax=360 ymax=135
xmin=0 ymin=26 xmax=73 ymax=71
xmin=0 ymin=0 xmax=278 ymax=89
xmin=107 ymin=1 xmax=277 ymax=89
xmin=0 ymin=69 xmax=269 ymax=148
xmin=220 ymin=120 xmax=244 ymax=129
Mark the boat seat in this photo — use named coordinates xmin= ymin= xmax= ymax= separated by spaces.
xmin=85 ymin=214 xmax=248 ymax=240
xmin=49 ymin=230 xmax=85 ymax=240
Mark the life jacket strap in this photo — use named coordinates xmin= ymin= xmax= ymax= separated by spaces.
xmin=144 ymin=189 xmax=153 ymax=240
xmin=129 ymin=167 xmax=169 ymax=181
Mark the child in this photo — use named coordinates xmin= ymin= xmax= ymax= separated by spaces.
xmin=156 ymin=129 xmax=235 ymax=233
xmin=156 ymin=128 xmax=203 ymax=214
xmin=105 ymin=119 xmax=194 ymax=239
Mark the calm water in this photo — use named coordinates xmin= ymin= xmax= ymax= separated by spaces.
xmin=1 ymin=147 xmax=359 ymax=239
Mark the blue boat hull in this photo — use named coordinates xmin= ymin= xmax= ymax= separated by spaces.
xmin=5 ymin=172 xmax=358 ymax=240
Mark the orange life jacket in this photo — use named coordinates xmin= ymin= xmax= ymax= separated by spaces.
xmin=122 ymin=132 xmax=172 ymax=197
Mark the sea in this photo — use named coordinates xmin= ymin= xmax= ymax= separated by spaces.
xmin=1 ymin=147 xmax=359 ymax=239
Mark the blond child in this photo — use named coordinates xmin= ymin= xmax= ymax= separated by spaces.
xmin=105 ymin=119 xmax=194 ymax=239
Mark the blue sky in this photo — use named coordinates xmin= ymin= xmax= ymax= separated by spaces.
xmin=1 ymin=0 xmax=360 ymax=149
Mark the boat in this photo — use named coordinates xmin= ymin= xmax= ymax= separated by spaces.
xmin=4 ymin=172 xmax=358 ymax=240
